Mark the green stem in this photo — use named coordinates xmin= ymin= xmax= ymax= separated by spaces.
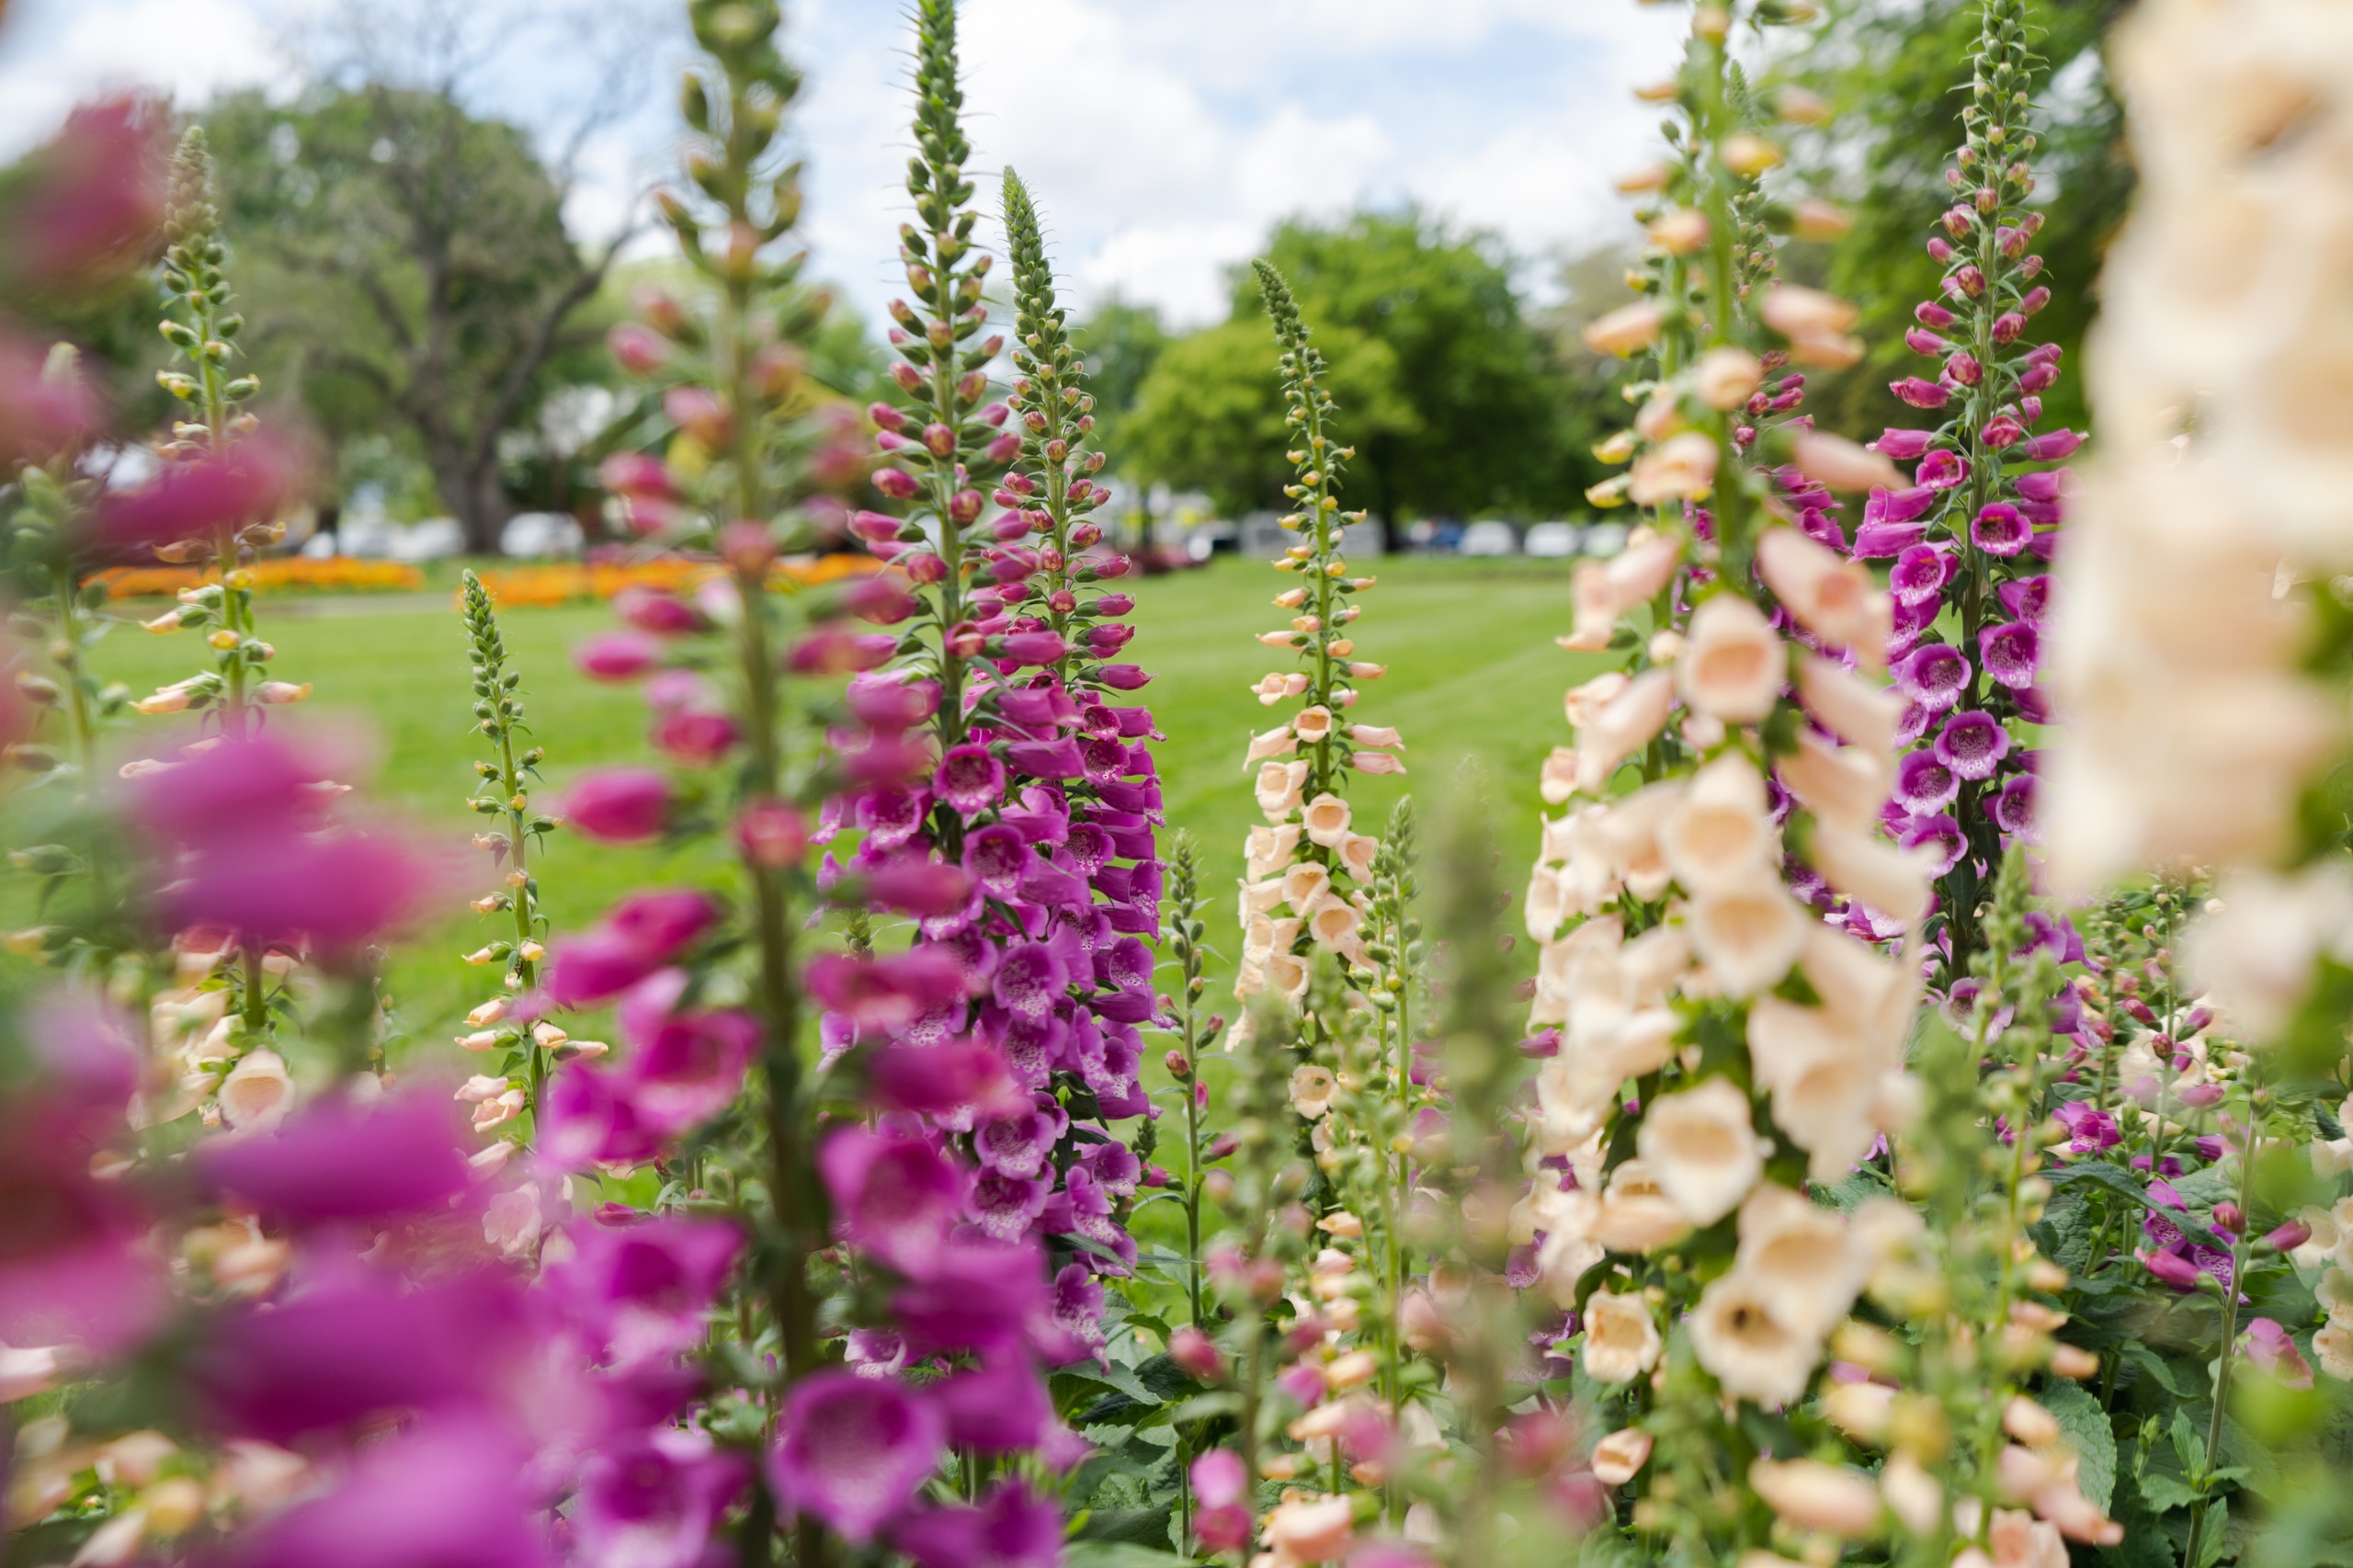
xmin=2184 ymin=1119 xmax=2260 ymax=1568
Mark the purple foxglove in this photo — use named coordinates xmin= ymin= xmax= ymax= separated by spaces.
xmin=222 ymin=1419 xmax=546 ymax=1568
xmin=546 ymin=1215 xmax=743 ymax=1369
xmin=1997 ymin=574 xmax=2051 ymax=622
xmin=893 ymin=1482 xmax=1063 ymax=1568
xmin=768 ymin=1370 xmax=942 ymax=1545
xmin=1933 ymin=710 xmax=2011 ymax=781
xmin=1970 ymin=501 xmax=2031 ymax=557
xmin=819 ymin=1127 xmax=967 ymax=1278
xmin=200 ymin=1089 xmax=472 ymax=1226
xmin=1898 ymin=812 xmax=1966 ymax=875
xmin=573 ymin=1428 xmax=748 ymax=1568
xmin=1979 ymin=620 xmax=2041 ymax=690
xmin=1893 ymin=750 xmax=1960 ymax=813
xmin=1915 ymin=449 xmax=1970 ymax=490
xmin=1992 ymin=771 xmax=2037 ymax=836
xmin=932 ymin=1358 xmax=1053 ymax=1453
xmin=1890 ymin=544 xmax=1956 ymax=605
xmin=1896 ymin=642 xmax=1971 ymax=714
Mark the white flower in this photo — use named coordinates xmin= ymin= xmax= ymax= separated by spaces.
xmin=1756 ymin=527 xmax=1890 ymax=667
xmin=1531 ymin=1187 xmax=1606 ymax=1304
xmin=1598 ymin=780 xmax=1684 ymax=901
xmin=483 ymin=1183 xmax=543 ymax=1258
xmin=1245 ymin=824 xmax=1303 ymax=881
xmin=1689 ymin=1270 xmax=1822 ymax=1407
xmin=2316 ymin=1324 xmax=2353 ymax=1381
xmin=1255 ymin=759 xmax=1311 ymax=819
xmin=1590 ymin=1158 xmax=1694 ymax=1254
xmin=1695 ymin=346 xmax=1765 ymax=411
xmin=1238 ymin=877 xmax=1286 ymax=926
xmin=1252 ymin=671 xmax=1311 ymax=706
xmin=1245 ymin=724 xmax=1299 ymax=765
xmin=1304 ymin=894 xmax=1362 ymax=957
xmin=1637 ymin=1077 xmax=1767 ymax=1225
xmin=1292 ymin=704 xmax=1335 ymax=744
xmin=1582 ymin=1289 xmax=1664 ymax=1383
xmin=1679 ymin=595 xmax=1785 ymax=723
xmin=1733 ymin=1183 xmax=1865 ymax=1337
xmin=219 ymin=1050 xmax=293 ymax=1132
xmin=1795 ymin=652 xmax=1904 ymax=757
xmin=1685 ymin=864 xmax=1809 ymax=996
xmin=1301 ymin=791 xmax=1352 ymax=849
xmin=2184 ymin=864 xmax=2353 ymax=1040
xmin=1629 ymin=430 xmax=1719 ymax=505
xmin=1662 ymin=754 xmax=1775 ymax=892
xmin=1281 ymin=860 xmax=1332 ymax=914
xmin=1243 ymin=915 xmax=1301 ymax=966
xmin=1779 ymin=728 xmax=1893 ymax=831
xmin=1563 ymin=527 xmax=1682 ymax=650
xmin=1746 ymin=997 xmax=1890 ymax=1182
xmin=1338 ymin=834 xmax=1379 ymax=881
xmin=1590 ymin=1427 xmax=1654 ymax=1487
xmin=1574 ymin=669 xmax=1677 ymax=795
xmin=1747 ymin=1458 xmax=1882 ymax=1537
xmin=1809 ymin=821 xmax=1933 ymax=926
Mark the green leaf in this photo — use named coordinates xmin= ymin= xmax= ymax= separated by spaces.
xmin=2041 ymin=1380 xmax=2118 ymax=1512
xmin=1061 ymin=1545 xmax=1193 ymax=1568
xmin=2172 ymin=1406 xmax=2207 ymax=1475
xmin=2142 ymin=1471 xmax=2202 ymax=1515
xmin=1073 ymin=1506 xmax=1176 ymax=1548
xmin=2120 ymin=1341 xmax=2194 ymax=1399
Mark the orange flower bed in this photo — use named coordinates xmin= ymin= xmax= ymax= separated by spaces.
xmin=468 ymin=553 xmax=881 ymax=609
xmin=93 ymin=559 xmax=426 ymax=598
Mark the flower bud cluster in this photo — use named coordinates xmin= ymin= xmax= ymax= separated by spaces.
xmin=1230 ymin=261 xmax=1404 ymax=1045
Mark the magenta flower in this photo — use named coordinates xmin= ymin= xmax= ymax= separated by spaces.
xmin=194 ymin=1262 xmax=526 ymax=1442
xmin=933 ymin=1358 xmax=1053 ymax=1453
xmin=864 ymin=855 xmax=975 ymax=918
xmin=613 ymin=586 xmax=709 ymax=636
xmin=736 ymin=798 xmax=810 ymax=869
xmin=607 ymin=890 xmax=722 ymax=963
xmin=538 ymin=1061 xmax=665 ymax=1169
xmin=1970 ymin=501 xmax=2030 ymax=556
xmin=1191 ymin=1449 xmax=1252 ymax=1553
xmin=1890 ymin=377 xmax=1950 ymax=409
xmin=2018 ymin=427 xmax=2082 ymax=460
xmin=808 ymin=948 xmax=968 ymax=1031
xmin=201 ymin=1090 xmax=472 ymax=1225
xmin=1890 ymin=544 xmax=1955 ymax=605
xmin=1896 ymin=642 xmax=1970 ymax=713
xmin=0 ymin=1099 xmax=164 ymax=1354
xmin=768 ymin=1371 xmax=942 ymax=1544
xmin=92 ymin=432 xmax=309 ymax=549
xmin=546 ymin=1214 xmax=743 ymax=1369
xmin=2243 ymin=1318 xmax=2314 ymax=1389
xmin=967 ymin=1166 xmax=1053 ymax=1240
xmin=1893 ymin=750 xmax=1959 ymax=812
xmin=1997 ymin=574 xmax=2051 ymax=622
xmin=1979 ymin=620 xmax=2040 ymax=689
xmin=2138 ymin=1247 xmax=2202 ymax=1291
xmin=961 ymin=822 xmax=1036 ymax=895
xmin=546 ymin=927 xmax=663 ymax=1007
xmin=652 ymin=707 xmax=741 ymax=766
xmin=992 ymin=940 xmax=1069 ymax=1020
xmin=935 ymin=744 xmax=1007 ymax=813
xmin=564 ymin=768 xmax=674 ymax=843
xmin=573 ymin=1428 xmax=749 ymax=1568
xmin=221 ymin=1418 xmax=548 ymax=1568
xmin=895 ymin=1483 xmax=1063 ymax=1568
xmin=848 ymin=674 xmax=942 ymax=733
xmin=974 ymin=1101 xmax=1062 ymax=1178
xmin=576 ymin=631 xmax=665 ymax=683
xmin=1915 ymin=449 xmax=1970 ymax=490
xmin=1933 ymin=710 xmax=2010 ymax=781
xmin=819 ymin=1127 xmax=967 ymax=1277
xmin=1036 ymin=1262 xmax=1109 ymax=1366
xmin=162 ymin=828 xmax=436 ymax=957
xmin=892 ymin=1240 xmax=1052 ymax=1357
xmin=1993 ymin=771 xmax=2037 ymax=836
xmin=620 ymin=1006 xmax=756 ymax=1136
xmin=1898 ymin=812 xmax=1966 ymax=875
xmin=2052 ymin=1099 xmax=2120 ymax=1153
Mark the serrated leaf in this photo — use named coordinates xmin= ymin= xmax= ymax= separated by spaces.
xmin=1061 ymin=1545 xmax=1193 ymax=1568
xmin=2172 ymin=1407 xmax=2206 ymax=1475
xmin=2120 ymin=1340 xmax=2194 ymax=1398
xmin=2040 ymin=1380 xmax=2118 ymax=1512
xmin=2142 ymin=1471 xmax=2201 ymax=1514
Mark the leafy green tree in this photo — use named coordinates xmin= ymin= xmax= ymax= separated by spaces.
xmin=1074 ymin=295 xmax=1169 ymax=454
xmin=200 ymin=85 xmax=626 ymax=552
xmin=1792 ymin=0 xmax=2130 ymax=439
xmin=1116 ymin=209 xmax=1581 ymax=544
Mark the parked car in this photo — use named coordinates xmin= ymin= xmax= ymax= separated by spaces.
xmin=1582 ymin=522 xmax=1629 ymax=558
xmin=502 ymin=512 xmax=585 ymax=557
xmin=1459 ymin=519 xmax=1518 ymax=557
xmin=1523 ymin=520 xmax=1579 ymax=558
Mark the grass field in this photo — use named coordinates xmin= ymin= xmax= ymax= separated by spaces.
xmin=40 ymin=553 xmax=1608 ymax=1052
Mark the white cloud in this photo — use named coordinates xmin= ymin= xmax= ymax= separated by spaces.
xmin=0 ymin=0 xmax=1689 ymax=330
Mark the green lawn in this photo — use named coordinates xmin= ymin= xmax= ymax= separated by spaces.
xmin=56 ymin=553 xmax=1605 ymax=1052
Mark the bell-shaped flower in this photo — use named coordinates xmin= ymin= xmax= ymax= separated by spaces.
xmin=1255 ymin=759 xmax=1310 ymax=820
xmin=1688 ymin=1269 xmax=1820 ymax=1407
xmin=1301 ymin=791 xmax=1352 ymax=849
xmin=1636 ymin=1077 xmax=1767 ymax=1225
xmin=1245 ymin=725 xmax=1297 ymax=765
xmin=768 ymin=1371 xmax=943 ymax=1545
xmin=1686 ymin=864 xmax=1808 ymax=996
xmin=1808 ymin=820 xmax=1932 ymax=925
xmin=1338 ymin=833 xmax=1379 ymax=881
xmin=1245 ymin=824 xmax=1302 ymax=880
xmin=1662 ymin=756 xmax=1773 ymax=893
xmin=573 ymin=1427 xmax=749 ymax=1568
xmin=1574 ymin=668 xmax=1676 ymax=795
xmin=1589 ymin=1158 xmax=1695 ymax=1254
xmin=1581 ymin=1289 xmax=1664 ymax=1384
xmin=1733 ymin=1184 xmax=1867 ymax=1338
xmin=219 ymin=1049 xmax=294 ymax=1132
xmin=1595 ymin=780 xmax=1681 ymax=901
xmin=1629 ymin=431 xmax=1719 ymax=505
xmin=1679 ymin=595 xmax=1785 ymax=723
xmin=220 ymin=1419 xmax=544 ymax=1568
xmin=1934 ymin=708 xmax=2011 ymax=781
xmin=1757 ymin=528 xmax=1891 ymax=668
xmin=1281 ymin=859 xmax=1332 ymax=915
xmin=819 ymin=1128 xmax=966 ymax=1278
xmin=1796 ymin=653 xmax=1904 ymax=757
xmin=1779 ymin=729 xmax=1893 ymax=830
xmin=894 ymin=1481 xmax=1063 ymax=1568
xmin=1789 ymin=430 xmax=1903 ymax=493
xmin=1748 ymin=1458 xmax=1882 ymax=1538
xmin=1292 ymin=705 xmax=1335 ymax=744
xmin=547 ymin=1214 xmax=743 ymax=1369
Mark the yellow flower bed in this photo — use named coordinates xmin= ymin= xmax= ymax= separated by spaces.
xmin=93 ymin=559 xmax=426 ymax=598
xmin=468 ymin=553 xmax=881 ymax=608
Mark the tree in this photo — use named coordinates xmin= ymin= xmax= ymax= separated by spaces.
xmin=1073 ymin=296 xmax=1168 ymax=456
xmin=1112 ymin=210 xmax=1581 ymax=544
xmin=199 ymin=85 xmax=626 ymax=552
xmin=1790 ymin=0 xmax=2131 ymax=440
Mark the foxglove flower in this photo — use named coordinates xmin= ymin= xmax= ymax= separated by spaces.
xmin=768 ymin=1370 xmax=943 ymax=1544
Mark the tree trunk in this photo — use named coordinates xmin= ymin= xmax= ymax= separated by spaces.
xmin=424 ymin=443 xmax=510 ymax=555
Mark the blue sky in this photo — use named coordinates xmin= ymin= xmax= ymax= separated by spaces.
xmin=0 ymin=0 xmax=1684 ymax=329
